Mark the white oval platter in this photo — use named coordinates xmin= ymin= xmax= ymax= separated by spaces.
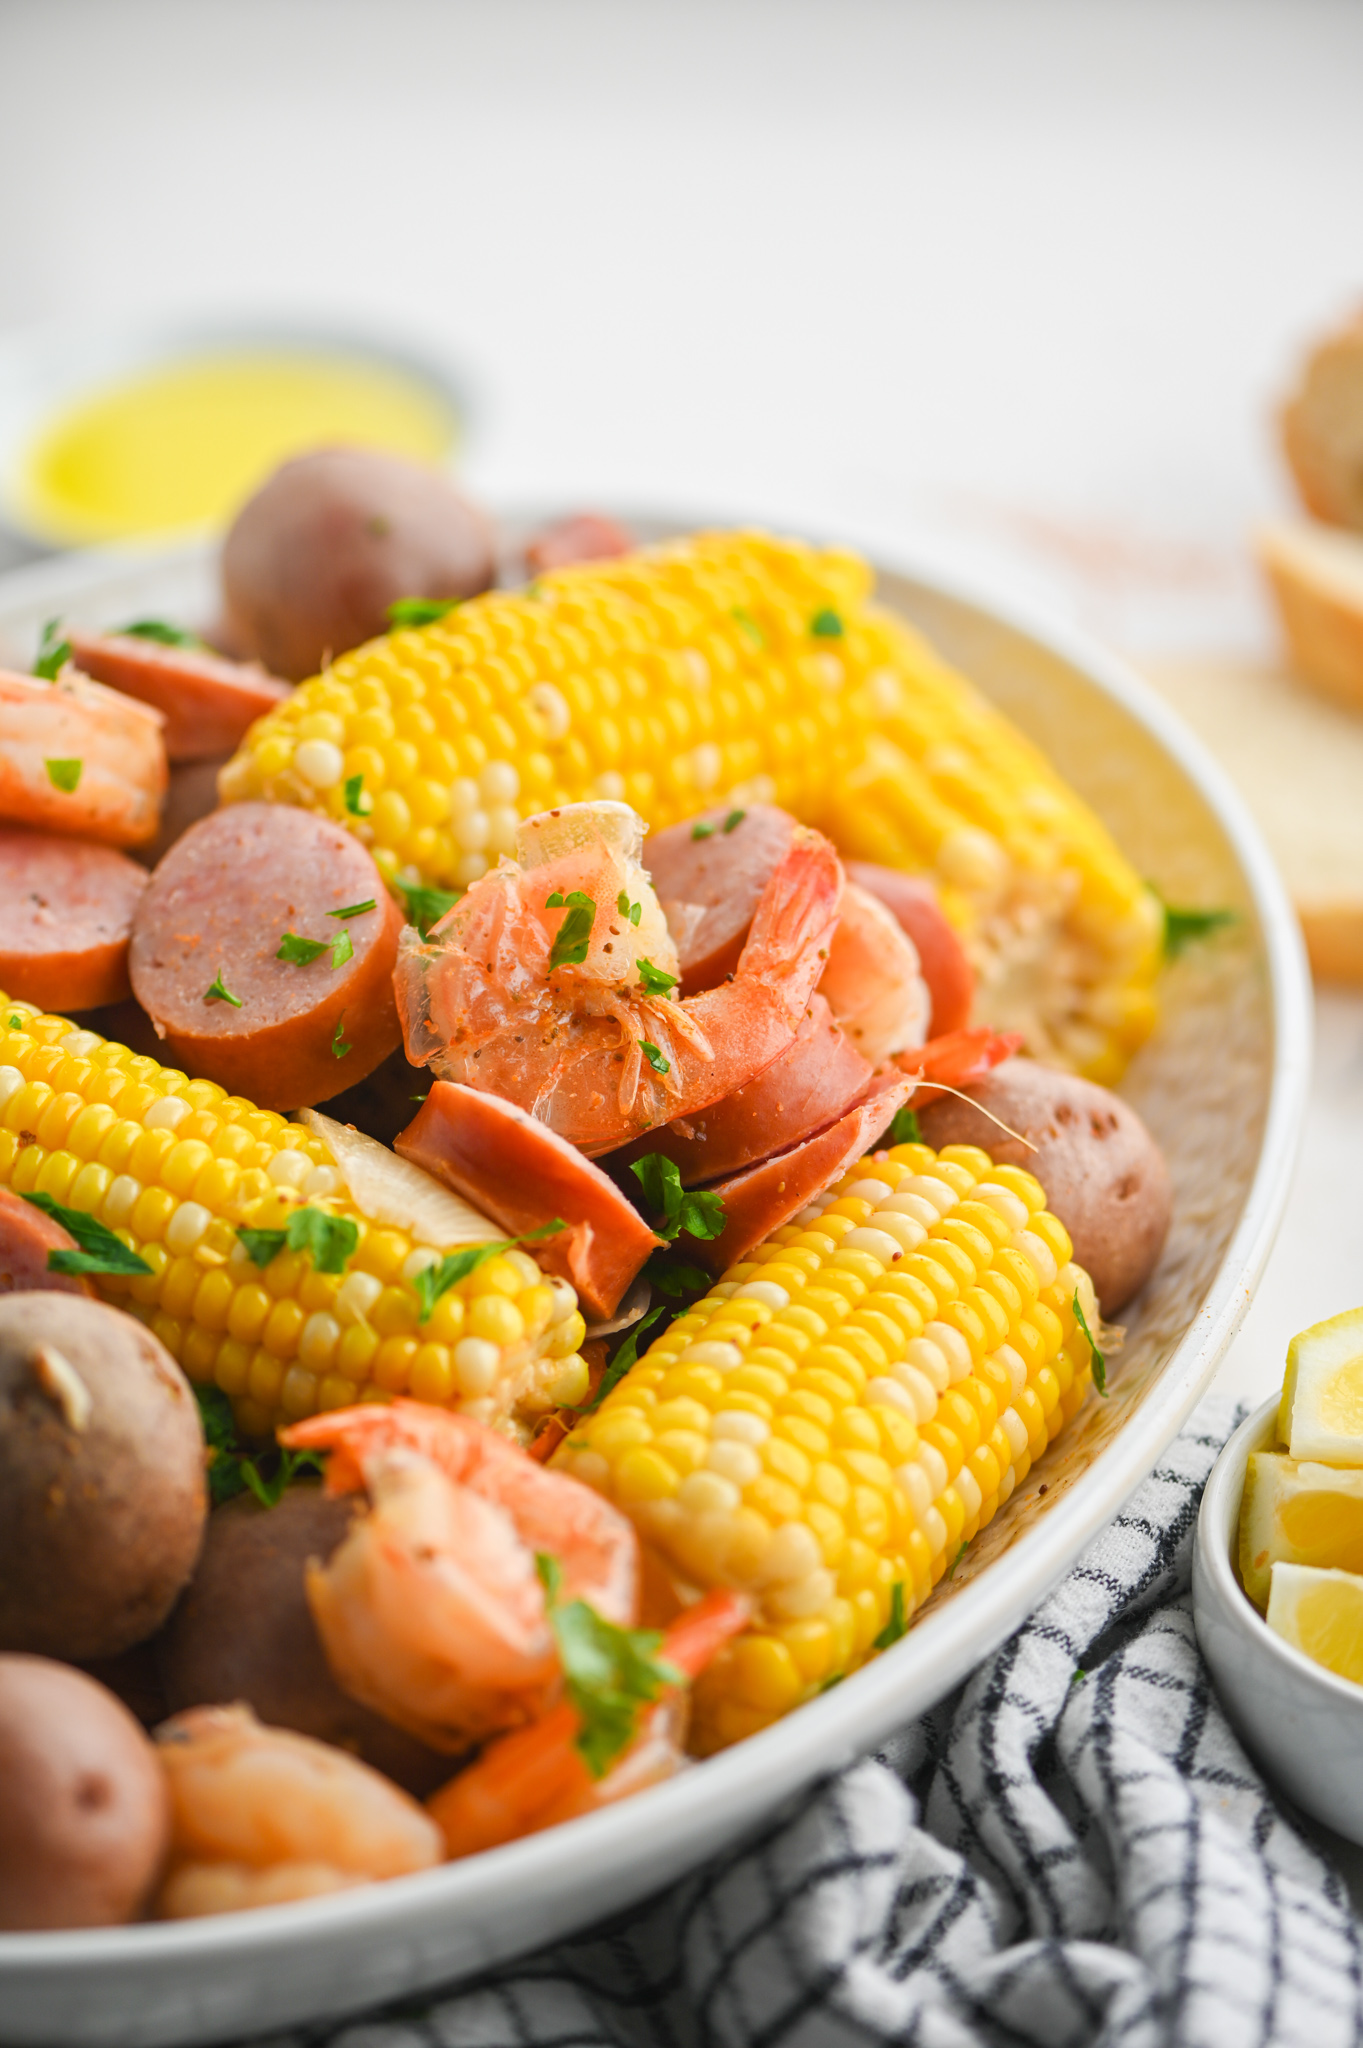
xmin=0 ymin=508 xmax=1312 ymax=2047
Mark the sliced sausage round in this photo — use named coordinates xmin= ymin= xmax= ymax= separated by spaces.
xmin=128 ymin=803 xmax=402 ymax=1111
xmin=524 ymin=513 xmax=633 ymax=577
xmin=0 ymin=1188 xmax=95 ymax=1298
xmin=692 ymin=1078 xmax=915 ymax=1274
xmin=844 ymin=861 xmax=974 ymax=1038
xmin=396 ymin=1080 xmax=661 ymax=1320
xmin=607 ymin=996 xmax=873 ymax=1188
xmin=0 ymin=827 xmax=148 ymax=1011
xmin=66 ymin=630 xmax=290 ymax=763
xmin=645 ymin=804 xmax=799 ymax=995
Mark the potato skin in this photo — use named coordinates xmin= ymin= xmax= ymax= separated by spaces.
xmin=915 ymin=1057 xmax=1172 ymax=1316
xmin=221 ymin=447 xmax=496 ymax=680
xmin=0 ymin=1294 xmax=207 ymax=1660
xmin=156 ymin=1485 xmax=452 ymax=1798
xmin=0 ymin=1655 xmax=169 ymax=1928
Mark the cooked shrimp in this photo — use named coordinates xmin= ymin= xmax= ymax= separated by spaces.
xmin=428 ymin=1590 xmax=751 ymax=1858
xmin=895 ymin=1025 xmax=1023 ymax=1104
xmin=154 ymin=1704 xmax=442 ymax=1918
xmin=395 ymin=799 xmax=844 ymax=1155
xmin=817 ymin=880 xmax=931 ymax=1066
xmin=0 ymin=665 xmax=167 ymax=847
xmin=280 ymin=1401 xmax=640 ymax=1751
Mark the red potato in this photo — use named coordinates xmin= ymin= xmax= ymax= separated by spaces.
xmin=66 ymin=629 xmax=290 ymax=763
xmin=222 ymin=448 xmax=497 ymax=681
xmin=644 ymin=803 xmax=798 ymax=994
xmin=0 ymin=1186 xmax=95 ymax=1297
xmin=0 ymin=1656 xmax=170 ymax=1929
xmin=0 ymin=826 xmax=148 ymax=1009
xmin=128 ymin=803 xmax=402 ymax=1111
xmin=607 ymin=996 xmax=874 ymax=1188
xmin=395 ymin=1080 xmax=661 ymax=1320
xmin=844 ymin=861 xmax=973 ymax=1038
xmin=524 ymin=512 xmax=633 ymax=576
xmin=0 ymin=667 xmax=166 ymax=849
xmin=691 ymin=1078 xmax=915 ymax=1273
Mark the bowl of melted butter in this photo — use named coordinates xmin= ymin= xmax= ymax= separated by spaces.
xmin=0 ymin=317 xmax=470 ymax=559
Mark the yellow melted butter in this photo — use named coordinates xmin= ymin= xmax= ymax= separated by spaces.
xmin=17 ymin=351 xmax=456 ymax=545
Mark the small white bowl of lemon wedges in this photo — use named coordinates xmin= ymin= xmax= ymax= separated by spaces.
xmin=1195 ymin=1311 xmax=1363 ymax=1842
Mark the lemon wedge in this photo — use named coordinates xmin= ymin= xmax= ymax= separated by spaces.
xmin=1278 ymin=1306 xmax=1363 ymax=1462
xmin=1265 ymin=1562 xmax=1363 ymax=1685
xmin=1238 ymin=1452 xmax=1363 ymax=1608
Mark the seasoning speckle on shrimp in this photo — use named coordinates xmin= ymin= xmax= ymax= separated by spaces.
xmin=394 ymin=799 xmax=844 ymax=1154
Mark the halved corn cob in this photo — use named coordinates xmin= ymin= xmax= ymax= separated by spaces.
xmin=0 ymin=998 xmax=587 ymax=1440
xmin=553 ymin=1137 xmax=1097 ymax=1754
xmin=218 ymin=531 xmax=1161 ymax=1081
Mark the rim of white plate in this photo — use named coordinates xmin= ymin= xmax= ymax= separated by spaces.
xmin=0 ymin=501 xmax=1313 ymax=1971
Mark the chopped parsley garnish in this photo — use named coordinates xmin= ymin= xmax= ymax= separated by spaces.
xmin=537 ymin=1571 xmax=682 ymax=1778
xmin=723 ymin=808 xmax=746 ymax=833
xmin=400 ymin=879 xmax=460 ymax=939
xmin=204 ymin=972 xmax=243 ymax=1006
xmin=118 ymin=618 xmax=199 ymax=647
xmin=945 ymin=1540 xmax=969 ymax=1579
xmin=33 ymin=618 xmax=71 ymax=680
xmin=409 ymin=1220 xmax=566 ymax=1323
xmin=1071 ymin=1667 xmax=1087 ymax=1688
xmin=332 ymin=1016 xmax=352 ymax=1059
xmin=1156 ymin=891 xmax=1237 ymax=960
xmin=636 ymin=957 xmax=677 ymax=996
xmin=343 ymin=773 xmax=372 ymax=816
xmin=575 ymin=1305 xmax=668 ymax=1415
xmin=7 ymin=1015 xmax=21 ymax=1030
xmin=329 ymin=899 xmax=376 ymax=921
xmin=731 ymin=605 xmax=764 ymax=646
xmin=546 ymin=890 xmax=596 ymax=970
xmin=44 ymin=759 xmax=82 ymax=793
xmin=616 ymin=890 xmax=642 ymax=925
xmin=1073 ymin=1288 xmax=1107 ymax=1396
xmin=276 ymin=932 xmax=328 ymax=965
xmin=22 ymin=1193 xmax=153 ymax=1277
xmin=237 ymin=1206 xmax=359 ymax=1276
xmin=639 ymin=1039 xmax=670 ymax=1076
xmin=193 ymin=1385 xmax=323 ymax=1509
xmin=810 ymin=607 xmax=844 ymax=638
xmin=873 ymin=1582 xmax=908 ymax=1650
xmin=386 ymin=596 xmax=461 ymax=630
xmin=886 ymin=1105 xmax=922 ymax=1147
xmin=629 ymin=1153 xmax=725 ymax=1242
xmin=690 ymin=819 xmax=716 ymax=840
xmin=277 ymin=929 xmax=354 ymax=970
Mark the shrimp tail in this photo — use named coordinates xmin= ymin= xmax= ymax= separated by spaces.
xmin=897 ymin=1026 xmax=1022 ymax=1105
xmin=733 ymin=829 xmax=844 ymax=1027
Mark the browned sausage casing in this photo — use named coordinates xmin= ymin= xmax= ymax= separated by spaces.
xmin=65 ymin=631 xmax=290 ymax=763
xmin=0 ymin=827 xmax=148 ymax=1011
xmin=396 ymin=1080 xmax=661 ymax=1321
xmin=128 ymin=804 xmax=402 ymax=1111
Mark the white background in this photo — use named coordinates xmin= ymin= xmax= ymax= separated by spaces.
xmin=3 ymin=0 xmax=1363 ymax=1404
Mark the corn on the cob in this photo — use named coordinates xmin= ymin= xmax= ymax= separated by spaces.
xmin=0 ymin=998 xmax=587 ymax=1440
xmin=553 ymin=1137 xmax=1097 ymax=1754
xmin=219 ymin=532 xmax=1161 ymax=1082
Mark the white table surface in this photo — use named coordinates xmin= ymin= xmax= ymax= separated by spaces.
xmin=2 ymin=0 xmax=1361 ymax=1399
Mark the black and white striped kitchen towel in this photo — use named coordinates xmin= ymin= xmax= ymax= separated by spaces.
xmin=289 ymin=1395 xmax=1363 ymax=2048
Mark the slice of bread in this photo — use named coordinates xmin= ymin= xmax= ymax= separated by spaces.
xmin=1259 ymin=519 xmax=1363 ymax=712
xmin=1141 ymin=654 xmax=1363 ymax=983
xmin=1281 ymin=311 xmax=1363 ymax=530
